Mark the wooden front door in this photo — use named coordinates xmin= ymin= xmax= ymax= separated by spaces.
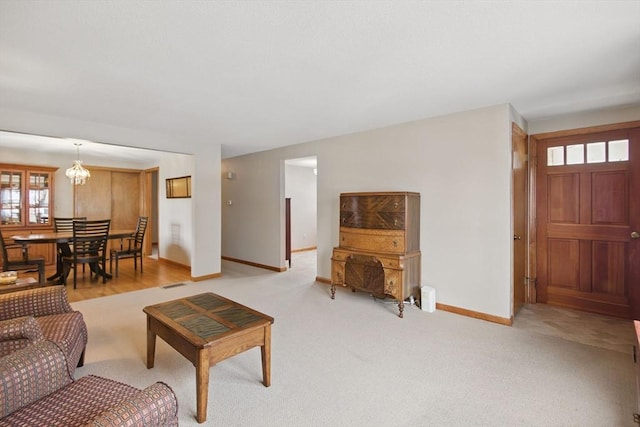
xmin=535 ymin=124 xmax=640 ymax=318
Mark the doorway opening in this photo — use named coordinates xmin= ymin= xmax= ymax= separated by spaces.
xmin=284 ymin=156 xmax=318 ymax=270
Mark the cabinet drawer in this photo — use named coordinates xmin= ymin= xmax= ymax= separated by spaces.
xmin=340 ymin=228 xmax=405 ymax=254
xmin=376 ymin=256 xmax=401 ymax=269
xmin=333 ymin=248 xmax=402 ymax=270
xmin=340 ymin=194 xmax=406 ymax=230
xmin=340 ymin=194 xmax=405 ymax=213
xmin=340 ymin=211 xmax=405 ymax=230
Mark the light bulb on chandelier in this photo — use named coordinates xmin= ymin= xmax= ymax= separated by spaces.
xmin=65 ymin=142 xmax=91 ymax=185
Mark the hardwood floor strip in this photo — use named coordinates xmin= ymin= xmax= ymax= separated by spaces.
xmin=22 ymin=256 xmax=194 ymax=303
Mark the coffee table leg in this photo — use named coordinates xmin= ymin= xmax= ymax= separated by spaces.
xmin=146 ymin=319 xmax=156 ymax=369
xmin=261 ymin=325 xmax=271 ymax=387
xmin=196 ymin=349 xmax=210 ymax=423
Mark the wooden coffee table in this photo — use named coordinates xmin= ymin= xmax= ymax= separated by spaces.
xmin=0 ymin=277 xmax=44 ymax=295
xmin=143 ymin=292 xmax=274 ymax=423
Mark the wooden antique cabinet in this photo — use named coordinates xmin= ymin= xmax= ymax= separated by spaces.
xmin=331 ymin=192 xmax=421 ymax=318
xmin=0 ymin=164 xmax=57 ymax=266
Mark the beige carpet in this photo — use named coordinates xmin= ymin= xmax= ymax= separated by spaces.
xmin=71 ymin=255 xmax=637 ymax=426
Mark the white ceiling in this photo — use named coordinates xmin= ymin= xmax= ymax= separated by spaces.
xmin=0 ymin=1 xmax=639 ymax=160
xmin=0 ymin=130 xmax=166 ymax=165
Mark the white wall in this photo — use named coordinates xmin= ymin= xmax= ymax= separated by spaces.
xmin=158 ymin=152 xmax=194 ymax=267
xmin=285 ymin=164 xmax=317 ymax=250
xmin=191 ymin=144 xmax=221 ymax=278
xmin=223 ymin=104 xmax=514 ymax=319
xmin=221 ymin=153 xmax=283 ymax=268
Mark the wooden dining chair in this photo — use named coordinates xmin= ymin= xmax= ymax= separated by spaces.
xmin=52 ymin=217 xmax=86 ymax=280
xmin=0 ymin=228 xmax=45 ymax=283
xmin=53 ymin=217 xmax=87 ymax=233
xmin=62 ymin=219 xmax=111 ymax=289
xmin=110 ymin=216 xmax=148 ymax=277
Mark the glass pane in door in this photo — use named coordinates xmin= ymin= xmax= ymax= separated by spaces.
xmin=28 ymin=172 xmax=50 ymax=225
xmin=0 ymin=171 xmax=23 ymax=225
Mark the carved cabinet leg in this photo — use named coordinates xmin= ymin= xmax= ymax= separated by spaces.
xmin=398 ymin=301 xmax=405 ymax=318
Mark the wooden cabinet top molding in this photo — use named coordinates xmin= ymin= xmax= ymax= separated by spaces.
xmin=0 ymin=163 xmax=58 ymax=172
xmin=339 ymin=191 xmax=420 ymax=197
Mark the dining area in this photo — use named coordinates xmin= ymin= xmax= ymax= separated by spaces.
xmin=9 ymin=216 xmax=147 ymax=286
xmin=1 ymin=162 xmax=191 ymax=303
xmin=3 ymin=215 xmax=154 ymax=292
xmin=1 ymin=223 xmax=190 ymax=303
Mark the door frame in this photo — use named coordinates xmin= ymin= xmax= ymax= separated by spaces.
xmin=528 ymin=120 xmax=640 ymax=304
xmin=143 ymin=167 xmax=159 ymax=257
xmin=512 ymin=122 xmax=528 ymax=314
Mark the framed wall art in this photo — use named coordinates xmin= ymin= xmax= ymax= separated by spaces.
xmin=166 ymin=175 xmax=191 ymax=198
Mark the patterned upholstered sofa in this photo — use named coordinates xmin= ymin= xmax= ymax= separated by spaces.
xmin=0 ymin=339 xmax=179 ymax=426
xmin=0 ymin=286 xmax=87 ymax=374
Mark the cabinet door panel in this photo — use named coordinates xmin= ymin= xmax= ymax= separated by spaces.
xmin=26 ymin=243 xmax=55 ymax=265
xmin=27 ymin=171 xmax=52 ymax=226
xmin=3 ymin=242 xmax=54 ymax=266
xmin=75 ymin=170 xmax=111 ymax=220
xmin=1 ymin=164 xmax=57 ymax=267
xmin=74 ymin=168 xmax=142 ymax=256
xmin=384 ymin=269 xmax=402 ymax=298
xmin=344 ymin=254 xmax=385 ymax=297
xmin=1 ymin=165 xmax=56 ymax=228
xmin=0 ymin=169 xmax=23 ymax=226
xmin=111 ymin=172 xmax=140 ymax=230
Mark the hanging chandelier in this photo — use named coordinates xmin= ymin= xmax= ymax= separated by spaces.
xmin=65 ymin=142 xmax=91 ymax=185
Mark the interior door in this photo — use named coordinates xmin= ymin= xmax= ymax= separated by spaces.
xmin=536 ymin=125 xmax=640 ymax=318
xmin=512 ymin=123 xmax=528 ymax=315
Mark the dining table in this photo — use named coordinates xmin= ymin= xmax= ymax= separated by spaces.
xmin=11 ymin=229 xmax=135 ymax=284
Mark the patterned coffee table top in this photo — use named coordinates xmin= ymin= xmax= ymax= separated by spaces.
xmin=144 ymin=293 xmax=273 ymax=345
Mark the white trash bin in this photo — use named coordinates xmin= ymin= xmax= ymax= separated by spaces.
xmin=420 ymin=286 xmax=436 ymax=313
